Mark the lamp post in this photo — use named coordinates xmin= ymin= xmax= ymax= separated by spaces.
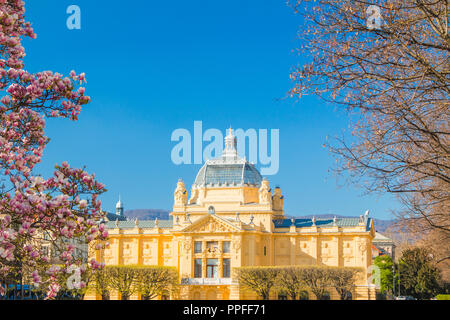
xmin=392 ymin=264 xmax=395 ymax=299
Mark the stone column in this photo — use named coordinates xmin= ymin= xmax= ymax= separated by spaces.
xmin=134 ymin=237 xmax=140 ymax=265
xmin=248 ymin=235 xmax=255 ymax=266
xmin=231 ymin=235 xmax=242 ymax=267
xmin=157 ymin=238 xmax=162 ymax=266
xmin=137 ymin=237 xmax=142 ymax=265
xmin=202 ymin=257 xmax=207 ymax=278
xmin=270 ymin=236 xmax=274 ymax=265
xmin=117 ymin=237 xmax=122 ymax=265
xmin=219 ymin=240 xmax=223 ymax=277
xmin=311 ymin=236 xmax=318 ymax=264
xmin=180 ymin=236 xmax=192 ymax=279
xmin=334 ymin=236 xmax=340 ymax=267
xmin=290 ymin=236 xmax=296 ymax=265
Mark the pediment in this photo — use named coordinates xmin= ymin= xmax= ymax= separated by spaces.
xmin=181 ymin=214 xmax=241 ymax=233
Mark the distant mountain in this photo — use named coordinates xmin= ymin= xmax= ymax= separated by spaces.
xmin=371 ymin=219 xmax=396 ymax=233
xmin=124 ymin=209 xmax=170 ymax=220
xmin=289 ymin=214 xmax=395 ymax=233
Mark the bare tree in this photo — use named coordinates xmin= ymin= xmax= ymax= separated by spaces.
xmin=235 ymin=267 xmax=279 ymax=300
xmin=93 ymin=268 xmax=111 ymax=300
xmin=329 ymin=267 xmax=361 ymax=300
xmin=135 ymin=266 xmax=178 ymax=300
xmin=106 ymin=266 xmax=139 ymax=300
xmin=289 ymin=0 xmax=449 ymax=247
xmin=276 ymin=266 xmax=306 ymax=300
xmin=416 ymin=229 xmax=450 ymax=283
xmin=300 ymin=266 xmax=334 ymax=300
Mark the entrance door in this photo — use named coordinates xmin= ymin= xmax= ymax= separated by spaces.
xmin=206 ymin=259 xmax=218 ymax=278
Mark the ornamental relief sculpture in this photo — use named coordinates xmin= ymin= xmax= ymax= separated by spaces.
xmin=232 ymin=238 xmax=241 ymax=252
xmin=357 ymin=239 xmax=367 ymax=263
xmin=206 ymin=248 xmax=220 ymax=258
xmin=358 ymin=241 xmax=366 ymax=254
xmin=183 ymin=239 xmax=191 ymax=253
xmin=272 ymin=188 xmax=284 ymax=211
xmin=196 ymin=221 xmax=229 ymax=233
xmin=258 ymin=179 xmax=271 ymax=204
xmin=188 ymin=188 xmax=199 ymax=204
xmin=174 ymin=179 xmax=187 ymax=206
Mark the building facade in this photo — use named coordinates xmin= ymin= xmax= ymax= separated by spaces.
xmin=87 ymin=129 xmax=376 ymax=300
xmin=372 ymin=232 xmax=395 ymax=261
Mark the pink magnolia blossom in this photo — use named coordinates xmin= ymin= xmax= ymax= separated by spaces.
xmin=0 ymin=1 xmax=108 ymax=299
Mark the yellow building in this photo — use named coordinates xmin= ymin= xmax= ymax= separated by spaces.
xmin=88 ymin=129 xmax=376 ymax=300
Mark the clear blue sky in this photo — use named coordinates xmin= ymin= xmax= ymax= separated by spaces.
xmin=23 ymin=0 xmax=400 ymax=220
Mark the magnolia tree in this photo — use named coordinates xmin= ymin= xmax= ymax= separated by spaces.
xmin=0 ymin=0 xmax=108 ymax=298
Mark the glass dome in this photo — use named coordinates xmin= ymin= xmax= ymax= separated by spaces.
xmin=194 ymin=162 xmax=262 ymax=187
xmin=193 ymin=127 xmax=263 ymax=188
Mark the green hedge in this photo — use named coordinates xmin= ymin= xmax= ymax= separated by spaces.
xmin=436 ymin=294 xmax=450 ymax=300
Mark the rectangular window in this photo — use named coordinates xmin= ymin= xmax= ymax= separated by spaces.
xmin=206 ymin=259 xmax=218 ymax=278
xmin=222 ymin=258 xmax=231 ymax=278
xmin=264 ymin=246 xmax=266 ymax=256
xmin=194 ymin=259 xmax=202 ymax=278
xmin=222 ymin=241 xmax=230 ymax=253
xmin=194 ymin=241 xmax=202 ymax=254
xmin=206 ymin=241 xmax=219 ymax=253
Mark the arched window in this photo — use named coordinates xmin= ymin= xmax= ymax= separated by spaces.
xmin=208 ymin=206 xmax=215 ymax=214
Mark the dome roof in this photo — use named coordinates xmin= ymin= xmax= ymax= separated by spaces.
xmin=194 ymin=161 xmax=262 ymax=187
xmin=193 ymin=128 xmax=262 ymax=188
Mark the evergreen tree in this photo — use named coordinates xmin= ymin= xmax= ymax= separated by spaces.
xmin=399 ymin=248 xmax=441 ymax=299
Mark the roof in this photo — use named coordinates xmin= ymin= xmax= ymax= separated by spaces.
xmin=193 ymin=128 xmax=263 ymax=188
xmin=105 ymin=218 xmax=173 ymax=229
xmin=194 ymin=162 xmax=262 ymax=187
xmin=105 ymin=212 xmax=127 ymax=222
xmin=372 ymin=245 xmax=383 ymax=254
xmin=273 ymin=217 xmax=372 ymax=231
xmin=373 ymin=232 xmax=394 ymax=243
